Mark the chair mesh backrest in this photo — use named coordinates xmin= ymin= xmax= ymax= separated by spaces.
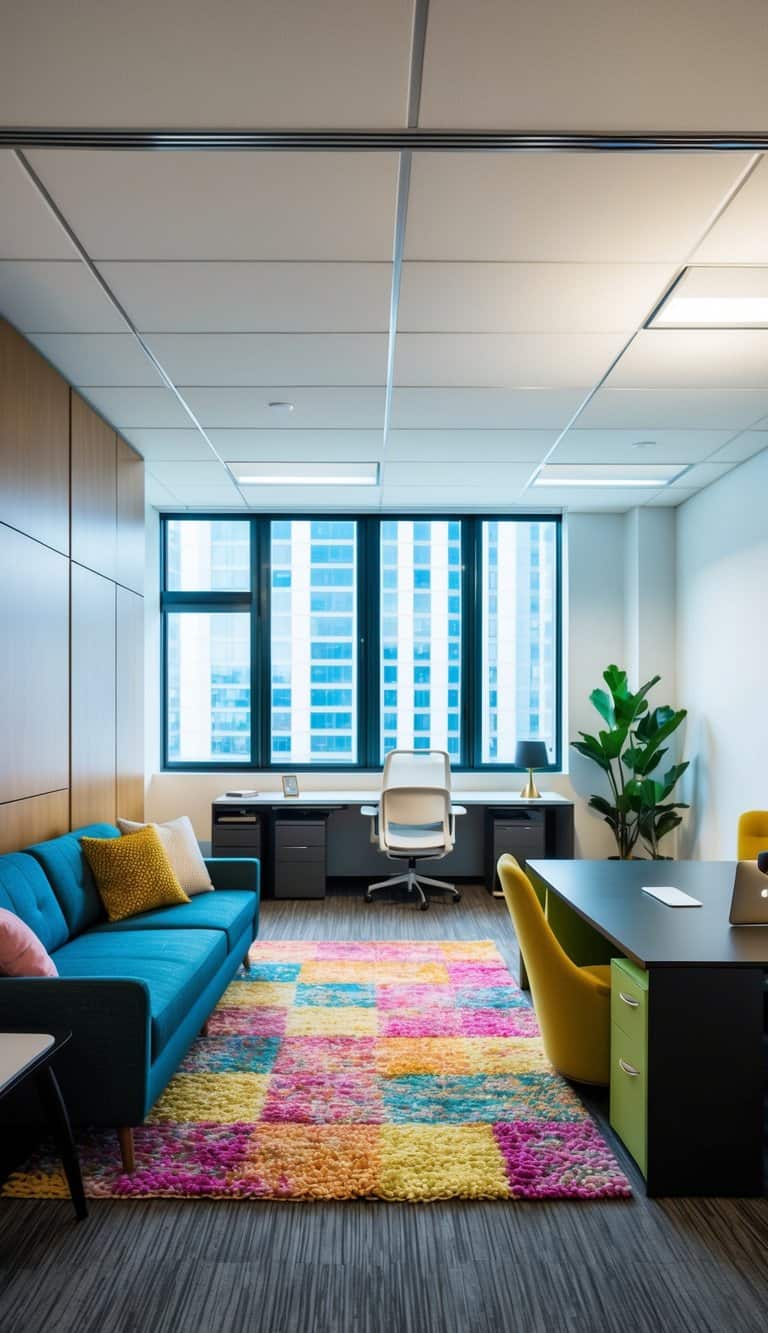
xmin=383 ymin=749 xmax=450 ymax=791
xmin=379 ymin=750 xmax=452 ymax=848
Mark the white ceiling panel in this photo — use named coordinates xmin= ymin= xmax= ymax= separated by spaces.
xmin=28 ymin=152 xmax=399 ymax=261
xmin=242 ymin=485 xmax=382 ymax=511
xmin=209 ymin=429 xmax=384 ymax=461
xmin=553 ymin=428 xmax=733 ymax=466
xmin=644 ymin=488 xmax=698 ymax=507
xmin=394 ymin=332 xmax=625 ymax=387
xmin=28 ymin=333 xmax=164 ymax=386
xmin=145 ymin=333 xmax=388 ymax=387
xmin=709 ymin=430 xmax=768 ymax=462
xmin=527 ymin=486 xmax=665 ymax=512
xmin=149 ymin=460 xmax=234 ymax=487
xmin=184 ymin=387 xmax=385 ymax=428
xmin=694 ymin=159 xmax=768 ymax=263
xmin=669 ymin=462 xmax=735 ymax=488
xmin=387 ymin=429 xmax=557 ymax=461
xmin=1 ymin=1 xmax=412 ymax=129
xmin=379 ymin=486 xmax=528 ymax=508
xmin=608 ymin=330 xmax=768 ymax=389
xmin=419 ymin=0 xmax=768 ymax=132
xmin=391 ymin=388 xmax=586 ymax=429
xmin=405 ymin=154 xmax=749 ymax=262
xmin=117 ymin=428 xmax=215 ymax=461
xmin=146 ymin=475 xmax=178 ymax=506
xmin=577 ymin=388 xmax=768 ymax=430
xmin=79 ymin=387 xmax=192 ymax=427
xmin=382 ymin=461 xmax=532 ymax=489
xmin=0 ymin=261 xmax=125 ymax=332
xmin=160 ymin=484 xmax=247 ymax=508
xmin=99 ymin=262 xmax=391 ymax=332
xmin=0 ymin=152 xmax=76 ymax=259
xmin=398 ymin=262 xmax=673 ymax=333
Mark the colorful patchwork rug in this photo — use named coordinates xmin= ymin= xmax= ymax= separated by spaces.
xmin=3 ymin=941 xmax=630 ymax=1201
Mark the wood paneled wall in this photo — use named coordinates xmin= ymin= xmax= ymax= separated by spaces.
xmin=0 ymin=318 xmax=145 ymax=850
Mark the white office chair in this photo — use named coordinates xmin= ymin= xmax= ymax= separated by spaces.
xmin=361 ymin=749 xmax=465 ymax=910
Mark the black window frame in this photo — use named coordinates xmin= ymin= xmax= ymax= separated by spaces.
xmin=160 ymin=512 xmax=563 ymax=773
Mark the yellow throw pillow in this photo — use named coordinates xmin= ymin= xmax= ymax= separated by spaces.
xmin=81 ymin=825 xmax=190 ymax=923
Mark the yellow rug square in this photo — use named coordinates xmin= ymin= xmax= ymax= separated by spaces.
xmin=299 ymin=961 xmax=374 ymax=984
xmin=148 ymin=1073 xmax=270 ymax=1123
xmin=464 ymin=1038 xmax=553 ymax=1075
xmin=378 ymin=1124 xmax=510 ymax=1200
xmin=371 ymin=962 xmax=450 ymax=984
xmin=222 ymin=981 xmax=296 ymax=1008
xmin=375 ymin=1037 xmax=470 ymax=1076
xmin=438 ymin=941 xmax=500 ymax=960
xmin=285 ymin=1006 xmax=378 ymax=1037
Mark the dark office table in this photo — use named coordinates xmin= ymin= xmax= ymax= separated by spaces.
xmin=527 ymin=860 xmax=768 ymax=1198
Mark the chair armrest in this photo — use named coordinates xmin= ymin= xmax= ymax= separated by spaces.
xmin=450 ymin=804 xmax=467 ymax=815
xmin=204 ymin=857 xmax=261 ymax=894
xmin=0 ymin=977 xmax=151 ymax=1125
xmin=360 ymin=805 xmax=379 ymax=817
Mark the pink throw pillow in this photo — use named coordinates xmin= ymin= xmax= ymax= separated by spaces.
xmin=0 ymin=908 xmax=58 ymax=977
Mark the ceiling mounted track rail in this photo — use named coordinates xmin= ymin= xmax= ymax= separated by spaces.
xmin=2 ymin=128 xmax=768 ymax=152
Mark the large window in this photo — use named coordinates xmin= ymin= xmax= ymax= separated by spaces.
xmin=161 ymin=514 xmax=561 ymax=770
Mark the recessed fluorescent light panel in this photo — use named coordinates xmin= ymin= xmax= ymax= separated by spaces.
xmin=534 ymin=464 xmax=686 ymax=488
xmin=229 ymin=461 xmax=380 ymax=486
xmin=649 ymin=267 xmax=768 ymax=328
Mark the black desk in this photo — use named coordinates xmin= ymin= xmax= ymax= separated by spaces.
xmin=528 ymin=860 xmax=768 ymax=1198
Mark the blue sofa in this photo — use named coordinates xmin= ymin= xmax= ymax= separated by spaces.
xmin=0 ymin=823 xmax=260 ymax=1170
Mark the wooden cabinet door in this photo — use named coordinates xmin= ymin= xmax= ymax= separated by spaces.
xmin=0 ymin=319 xmax=69 ymax=554
xmin=71 ymin=564 xmax=116 ymax=828
xmin=116 ymin=586 xmax=144 ymax=821
xmin=71 ymin=391 xmax=117 ymax=581
xmin=117 ymin=436 xmax=145 ymax=594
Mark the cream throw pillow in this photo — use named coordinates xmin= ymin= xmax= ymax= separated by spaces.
xmin=117 ymin=815 xmax=213 ymax=896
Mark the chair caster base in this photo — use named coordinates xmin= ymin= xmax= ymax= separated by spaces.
xmin=364 ymin=893 xmax=373 ymax=903
xmin=419 ymin=900 xmax=429 ymax=911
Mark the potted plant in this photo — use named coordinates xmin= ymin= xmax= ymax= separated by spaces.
xmin=572 ymin=665 xmax=689 ymax=859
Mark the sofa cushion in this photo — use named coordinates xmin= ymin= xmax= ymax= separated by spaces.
xmin=52 ymin=927 xmax=227 ymax=1057
xmin=82 ymin=825 xmax=189 ymax=922
xmin=26 ymin=825 xmax=120 ymax=937
xmin=0 ymin=852 xmax=69 ymax=953
xmin=0 ymin=907 xmax=58 ymax=976
xmin=89 ymin=890 xmax=257 ymax=952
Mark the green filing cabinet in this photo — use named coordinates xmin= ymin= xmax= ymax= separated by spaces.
xmin=610 ymin=957 xmax=649 ymax=1178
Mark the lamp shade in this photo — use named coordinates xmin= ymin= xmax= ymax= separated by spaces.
xmin=515 ymin=740 xmax=549 ymax=770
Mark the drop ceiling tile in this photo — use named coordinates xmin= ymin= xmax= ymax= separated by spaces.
xmin=146 ymin=475 xmax=178 ymax=506
xmin=209 ymin=428 xmax=383 ymax=461
xmin=669 ymin=462 xmax=735 ymax=488
xmin=527 ymin=486 xmax=655 ymax=512
xmin=0 ymin=152 xmax=77 ymax=259
xmin=1 ymin=1 xmax=413 ymax=128
xmin=387 ymin=429 xmax=557 ymax=461
xmin=28 ymin=152 xmax=399 ymax=260
xmin=577 ymin=388 xmax=768 ymax=430
xmin=398 ymin=262 xmax=673 ymax=333
xmin=382 ymin=461 xmax=532 ymax=489
xmin=162 ymin=484 xmax=247 ymax=508
xmin=709 ymin=430 xmax=768 ymax=462
xmin=99 ymin=262 xmax=392 ymax=333
xmin=185 ymin=387 xmax=385 ymax=429
xmin=391 ymin=388 xmax=585 ymax=430
xmin=28 ymin=333 xmax=164 ymax=386
xmin=608 ymin=330 xmax=768 ymax=389
xmin=380 ymin=486 xmax=526 ymax=509
xmin=644 ymin=488 xmax=698 ymax=507
xmin=405 ymin=154 xmax=749 ymax=262
xmin=149 ymin=460 xmax=235 ymax=488
xmin=394 ymin=332 xmax=625 ymax=388
xmin=553 ymin=428 xmax=734 ymax=465
xmin=145 ymin=333 xmax=388 ymax=387
xmin=118 ymin=428 xmax=215 ymax=461
xmin=242 ymin=485 xmax=381 ymax=511
xmin=695 ymin=159 xmax=768 ymax=262
xmin=0 ymin=261 xmax=125 ymax=332
xmin=419 ymin=0 xmax=768 ymax=132
xmin=79 ymin=387 xmax=192 ymax=428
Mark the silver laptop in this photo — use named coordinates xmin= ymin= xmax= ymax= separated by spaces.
xmin=729 ymin=861 xmax=768 ymax=925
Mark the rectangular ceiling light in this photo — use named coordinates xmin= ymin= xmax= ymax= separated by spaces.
xmin=229 ymin=461 xmax=379 ymax=486
xmin=649 ymin=266 xmax=768 ymax=328
xmin=534 ymin=464 xmax=686 ymax=488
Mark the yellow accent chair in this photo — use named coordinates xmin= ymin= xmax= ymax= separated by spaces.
xmin=737 ymin=811 xmax=768 ymax=861
xmin=497 ymin=853 xmax=611 ymax=1085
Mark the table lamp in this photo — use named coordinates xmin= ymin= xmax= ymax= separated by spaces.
xmin=515 ymin=740 xmax=549 ymax=799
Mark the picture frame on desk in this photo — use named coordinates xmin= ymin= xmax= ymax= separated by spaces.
xmin=281 ymin=774 xmax=300 ymax=798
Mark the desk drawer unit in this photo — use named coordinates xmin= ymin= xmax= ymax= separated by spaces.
xmin=487 ymin=812 xmax=547 ymax=895
xmin=274 ymin=820 xmax=326 ymax=899
xmin=610 ymin=958 xmax=649 ymax=1178
xmin=212 ymin=808 xmax=262 ymax=859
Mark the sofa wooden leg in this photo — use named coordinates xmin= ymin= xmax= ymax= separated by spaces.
xmin=242 ymin=950 xmax=251 ymax=971
xmin=117 ymin=1126 xmax=135 ymax=1173
xmin=201 ymin=1018 xmax=211 ymax=1037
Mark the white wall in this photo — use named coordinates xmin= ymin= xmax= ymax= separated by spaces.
xmin=677 ymin=450 xmax=768 ymax=858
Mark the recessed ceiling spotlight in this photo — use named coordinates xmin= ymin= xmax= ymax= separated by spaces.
xmin=268 ymin=400 xmax=295 ymax=413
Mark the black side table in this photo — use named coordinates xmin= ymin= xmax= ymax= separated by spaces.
xmin=0 ymin=1031 xmax=87 ymax=1220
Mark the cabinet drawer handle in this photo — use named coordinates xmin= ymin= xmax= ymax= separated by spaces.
xmin=619 ymin=991 xmax=640 ymax=1009
xmin=618 ymin=1058 xmax=641 ymax=1078
xmin=284 ymin=844 xmax=309 ymax=850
